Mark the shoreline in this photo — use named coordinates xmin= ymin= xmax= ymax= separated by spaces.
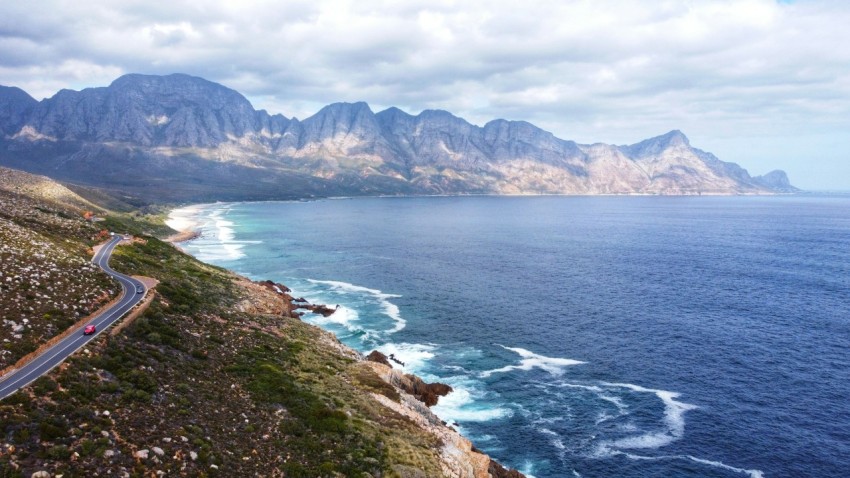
xmin=164 ymin=229 xmax=201 ymax=243
xmin=163 ymin=203 xmax=527 ymax=477
xmin=161 ymin=199 xmax=782 ymax=478
xmin=163 ymin=202 xmax=214 ymax=245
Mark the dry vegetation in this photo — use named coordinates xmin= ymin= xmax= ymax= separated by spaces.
xmin=0 ymin=166 xmax=519 ymax=478
xmin=0 ymin=168 xmax=117 ymax=369
xmin=1 ymin=232 xmax=447 ymax=477
xmin=0 ymin=167 xmax=448 ymax=477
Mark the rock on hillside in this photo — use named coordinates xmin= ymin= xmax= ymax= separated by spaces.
xmin=0 ymin=73 xmax=796 ymax=201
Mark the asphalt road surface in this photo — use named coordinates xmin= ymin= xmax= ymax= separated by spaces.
xmin=0 ymin=235 xmax=146 ymax=400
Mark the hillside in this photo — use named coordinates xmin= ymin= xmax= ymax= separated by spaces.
xmin=0 ymin=74 xmax=796 ymax=202
xmin=0 ymin=167 xmax=523 ymax=477
xmin=0 ymin=167 xmax=119 ymax=371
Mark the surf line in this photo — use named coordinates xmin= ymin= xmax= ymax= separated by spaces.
xmin=608 ymin=450 xmax=764 ymax=478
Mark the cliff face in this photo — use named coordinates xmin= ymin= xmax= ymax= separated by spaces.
xmin=0 ymin=73 xmax=795 ymax=201
xmin=21 ymin=74 xmax=287 ymax=148
xmin=753 ymin=170 xmax=798 ymax=192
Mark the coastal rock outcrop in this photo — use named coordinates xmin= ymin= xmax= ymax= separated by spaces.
xmin=232 ymin=275 xmax=522 ymax=476
xmin=234 ymin=277 xmax=344 ymax=321
xmin=399 ymin=374 xmax=453 ymax=408
xmin=366 ymin=350 xmax=392 ymax=367
xmin=365 ymin=359 xmax=523 ymax=478
xmin=363 ymin=361 xmax=453 ymax=408
xmin=754 ymin=170 xmax=798 ymax=192
xmin=489 ymin=460 xmax=527 ymax=478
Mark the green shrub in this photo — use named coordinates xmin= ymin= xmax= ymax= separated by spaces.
xmin=47 ymin=445 xmax=71 ymax=460
xmin=38 ymin=419 xmax=67 ymax=442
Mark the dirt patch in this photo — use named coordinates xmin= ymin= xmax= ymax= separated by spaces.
xmin=133 ymin=275 xmax=159 ymax=290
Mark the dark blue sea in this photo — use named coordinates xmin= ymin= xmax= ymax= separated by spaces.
xmin=168 ymin=196 xmax=850 ymax=478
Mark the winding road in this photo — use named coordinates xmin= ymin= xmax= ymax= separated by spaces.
xmin=0 ymin=235 xmax=147 ymax=400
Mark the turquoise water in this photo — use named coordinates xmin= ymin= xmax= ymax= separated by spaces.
xmin=169 ymin=196 xmax=850 ymax=478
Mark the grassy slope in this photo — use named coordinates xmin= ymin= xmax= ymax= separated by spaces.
xmin=0 ymin=173 xmax=446 ymax=477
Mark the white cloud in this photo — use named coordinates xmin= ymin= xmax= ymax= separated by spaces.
xmin=0 ymin=0 xmax=849 ymax=188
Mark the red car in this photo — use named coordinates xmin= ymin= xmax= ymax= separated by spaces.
xmin=83 ymin=324 xmax=96 ymax=335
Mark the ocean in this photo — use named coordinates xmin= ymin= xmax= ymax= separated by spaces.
xmin=167 ymin=196 xmax=850 ymax=478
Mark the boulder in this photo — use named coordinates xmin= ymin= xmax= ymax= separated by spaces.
xmin=365 ymin=350 xmax=391 ymax=367
xmin=489 ymin=460 xmax=526 ymax=478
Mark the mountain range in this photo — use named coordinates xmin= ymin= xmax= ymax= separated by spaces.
xmin=0 ymin=73 xmax=795 ymax=202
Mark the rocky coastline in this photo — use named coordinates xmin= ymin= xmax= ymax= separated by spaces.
xmin=0 ymin=162 xmax=532 ymax=476
xmin=207 ymin=264 xmax=527 ymax=477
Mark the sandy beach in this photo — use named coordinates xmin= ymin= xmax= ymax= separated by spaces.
xmin=164 ymin=203 xmax=209 ymax=243
xmin=164 ymin=229 xmax=201 ymax=243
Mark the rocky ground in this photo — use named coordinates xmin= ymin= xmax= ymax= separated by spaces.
xmin=0 ymin=166 xmax=525 ymax=477
xmin=0 ymin=168 xmax=117 ymax=369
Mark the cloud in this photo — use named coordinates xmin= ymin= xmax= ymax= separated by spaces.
xmin=1 ymin=0 xmax=849 ymax=188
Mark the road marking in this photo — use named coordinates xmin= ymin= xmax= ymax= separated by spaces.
xmin=0 ymin=236 xmax=145 ymax=399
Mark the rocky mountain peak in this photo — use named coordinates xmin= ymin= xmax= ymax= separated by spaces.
xmin=108 ymin=73 xmax=254 ymax=111
xmin=417 ymin=109 xmax=468 ymax=127
xmin=0 ymin=86 xmax=37 ymax=135
xmin=302 ymin=101 xmax=383 ymax=141
xmin=0 ymin=85 xmax=36 ymax=105
xmin=0 ymin=73 xmax=796 ymax=199
xmin=16 ymin=73 xmax=263 ymax=147
xmin=754 ymin=170 xmax=797 ymax=192
xmin=621 ymin=129 xmax=691 ymax=158
xmin=311 ymin=101 xmax=376 ymax=123
xmin=375 ymin=106 xmax=414 ymax=124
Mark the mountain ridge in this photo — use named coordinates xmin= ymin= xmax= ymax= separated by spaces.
xmin=0 ymin=73 xmax=796 ymax=202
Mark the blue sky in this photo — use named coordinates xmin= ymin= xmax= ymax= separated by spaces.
xmin=0 ymin=0 xmax=848 ymax=190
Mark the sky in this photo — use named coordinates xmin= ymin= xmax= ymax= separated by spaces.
xmin=1 ymin=0 xmax=848 ymax=190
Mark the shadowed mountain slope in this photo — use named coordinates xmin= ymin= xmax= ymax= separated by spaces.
xmin=0 ymin=74 xmax=796 ymax=202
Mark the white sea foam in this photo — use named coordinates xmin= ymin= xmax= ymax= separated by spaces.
xmin=685 ymin=455 xmax=764 ymax=478
xmin=481 ymin=346 xmax=585 ymax=377
xmin=169 ymin=203 xmax=260 ymax=262
xmin=544 ymin=379 xmax=759 ymax=477
xmin=306 ymin=305 xmax=360 ymax=327
xmin=376 ymin=342 xmax=435 ymax=372
xmin=372 ymin=343 xmax=514 ymax=424
xmin=539 ymin=428 xmax=566 ymax=450
xmin=165 ymin=204 xmax=208 ymax=232
xmin=609 ymin=451 xmax=764 ymax=478
xmin=432 ymin=385 xmax=513 ymax=423
xmin=518 ymin=461 xmax=538 ymax=478
xmin=422 ymin=366 xmax=514 ymax=425
xmin=560 ymin=383 xmax=603 ymax=393
xmin=308 ymin=279 xmax=406 ymax=333
xmin=595 ymin=412 xmax=614 ymax=425
xmin=597 ymin=382 xmax=697 ymax=450
xmin=599 ymin=394 xmax=628 ymax=412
